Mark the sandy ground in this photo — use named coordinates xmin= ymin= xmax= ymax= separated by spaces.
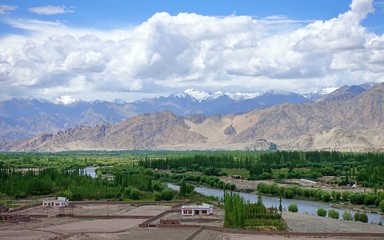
xmin=1 ymin=203 xmax=384 ymax=240
xmin=124 ymin=205 xmax=171 ymax=216
xmin=66 ymin=228 xmax=197 ymax=240
xmin=283 ymin=212 xmax=384 ymax=233
xmin=42 ymin=218 xmax=146 ymax=234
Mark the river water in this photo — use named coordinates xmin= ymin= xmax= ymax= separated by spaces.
xmin=82 ymin=167 xmax=384 ymax=224
xmin=168 ymin=183 xmax=384 ymax=224
xmin=82 ymin=166 xmax=98 ymax=178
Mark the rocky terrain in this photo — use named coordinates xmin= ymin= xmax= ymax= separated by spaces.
xmin=2 ymin=83 xmax=384 ymax=152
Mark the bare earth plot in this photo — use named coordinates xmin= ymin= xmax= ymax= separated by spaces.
xmin=283 ymin=212 xmax=384 ymax=234
xmin=66 ymin=228 xmax=197 ymax=240
xmin=1 ymin=203 xmax=384 ymax=240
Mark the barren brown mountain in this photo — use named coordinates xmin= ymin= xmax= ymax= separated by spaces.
xmin=3 ymin=83 xmax=384 ymax=152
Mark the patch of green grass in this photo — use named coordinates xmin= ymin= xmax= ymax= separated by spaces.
xmin=221 ymin=168 xmax=249 ymax=178
xmin=272 ymin=167 xmax=311 ymax=178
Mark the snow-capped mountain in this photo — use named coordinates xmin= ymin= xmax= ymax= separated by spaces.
xmin=183 ymin=89 xmax=211 ymax=101
xmin=182 ymin=89 xmax=263 ymax=102
xmin=54 ymin=96 xmax=81 ymax=105
xmin=302 ymin=87 xmax=338 ymax=100
xmin=0 ymin=83 xmax=379 ymax=141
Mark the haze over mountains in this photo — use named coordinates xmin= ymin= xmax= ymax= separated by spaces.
xmin=1 ymin=82 xmax=383 ymax=152
xmin=0 ymin=87 xmax=336 ymax=141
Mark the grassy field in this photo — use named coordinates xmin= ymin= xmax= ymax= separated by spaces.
xmin=221 ymin=168 xmax=249 ymax=178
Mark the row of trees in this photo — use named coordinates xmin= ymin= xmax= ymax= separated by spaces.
xmin=224 ymin=192 xmax=285 ymax=230
xmin=0 ymin=167 xmax=176 ymax=201
xmin=257 ymin=182 xmax=384 ymax=208
xmin=137 ymin=151 xmax=384 ymax=188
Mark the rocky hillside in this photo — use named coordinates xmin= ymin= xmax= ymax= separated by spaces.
xmin=3 ymin=83 xmax=384 ymax=152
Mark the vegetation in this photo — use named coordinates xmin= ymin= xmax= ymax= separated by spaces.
xmin=342 ymin=211 xmax=353 ymax=221
xmin=1 ymin=150 xmax=384 ymax=221
xmin=288 ymin=204 xmax=298 ymax=213
xmin=224 ymin=191 xmax=285 ymax=230
xmin=317 ymin=208 xmax=327 ymax=217
xmin=257 ymin=182 xmax=384 ymax=209
xmin=379 ymin=200 xmax=384 ymax=212
xmin=328 ymin=209 xmax=340 ymax=219
xmin=354 ymin=212 xmax=368 ymax=223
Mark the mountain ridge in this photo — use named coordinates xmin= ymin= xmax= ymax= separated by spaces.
xmin=0 ymin=86 xmax=341 ymax=141
xmin=3 ymin=82 xmax=384 ymax=152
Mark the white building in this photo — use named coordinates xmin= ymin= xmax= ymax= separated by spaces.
xmin=181 ymin=203 xmax=213 ymax=216
xmin=42 ymin=197 xmax=69 ymax=207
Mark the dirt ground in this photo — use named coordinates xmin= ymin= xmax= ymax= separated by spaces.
xmin=1 ymin=203 xmax=384 ymax=240
xmin=283 ymin=212 xmax=384 ymax=233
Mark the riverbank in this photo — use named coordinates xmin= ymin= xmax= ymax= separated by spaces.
xmin=220 ymin=176 xmax=383 ymax=216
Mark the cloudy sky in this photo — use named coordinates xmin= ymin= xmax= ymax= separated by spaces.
xmin=0 ymin=0 xmax=384 ymax=102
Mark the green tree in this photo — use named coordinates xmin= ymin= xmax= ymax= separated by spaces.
xmin=160 ymin=188 xmax=174 ymax=201
xmin=129 ymin=188 xmax=140 ymax=200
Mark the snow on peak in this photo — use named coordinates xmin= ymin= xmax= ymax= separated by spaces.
xmin=319 ymin=87 xmax=338 ymax=95
xmin=54 ymin=96 xmax=81 ymax=105
xmin=227 ymin=92 xmax=263 ymax=101
xmin=208 ymin=91 xmax=225 ymax=100
xmin=265 ymin=89 xmax=294 ymax=95
xmin=184 ymin=89 xmax=210 ymax=101
xmin=171 ymin=92 xmax=189 ymax=99
xmin=113 ymin=98 xmax=127 ymax=104
xmin=184 ymin=89 xmax=263 ymax=102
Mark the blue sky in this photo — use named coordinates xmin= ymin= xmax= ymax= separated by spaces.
xmin=0 ymin=0 xmax=384 ymax=101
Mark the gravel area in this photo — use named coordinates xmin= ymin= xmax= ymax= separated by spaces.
xmin=2 ymin=203 xmax=384 ymax=240
xmin=283 ymin=212 xmax=384 ymax=233
xmin=66 ymin=228 xmax=197 ymax=240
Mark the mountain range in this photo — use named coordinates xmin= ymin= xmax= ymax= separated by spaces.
xmin=0 ymin=87 xmax=336 ymax=141
xmin=1 ymin=82 xmax=383 ymax=152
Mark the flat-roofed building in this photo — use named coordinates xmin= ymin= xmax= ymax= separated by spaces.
xmin=42 ymin=197 xmax=69 ymax=207
xmin=181 ymin=203 xmax=213 ymax=216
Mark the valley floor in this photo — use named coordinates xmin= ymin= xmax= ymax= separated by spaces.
xmin=1 ymin=202 xmax=384 ymax=240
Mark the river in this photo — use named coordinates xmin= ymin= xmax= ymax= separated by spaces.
xmin=82 ymin=167 xmax=384 ymax=224
xmin=82 ymin=166 xmax=98 ymax=178
xmin=168 ymin=183 xmax=384 ymax=224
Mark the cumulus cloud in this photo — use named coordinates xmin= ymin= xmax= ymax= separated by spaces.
xmin=0 ymin=5 xmax=17 ymax=14
xmin=0 ymin=0 xmax=383 ymax=101
xmin=28 ymin=5 xmax=73 ymax=15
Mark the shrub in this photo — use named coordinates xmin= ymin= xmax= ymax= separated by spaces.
xmin=328 ymin=209 xmax=339 ymax=219
xmin=321 ymin=192 xmax=331 ymax=202
xmin=363 ymin=194 xmax=377 ymax=206
xmin=154 ymin=192 xmax=161 ymax=201
xmin=342 ymin=211 xmax=353 ymax=221
xmin=284 ymin=190 xmax=294 ymax=199
xmin=160 ymin=188 xmax=174 ymax=201
xmin=125 ymin=186 xmax=134 ymax=196
xmin=317 ymin=208 xmax=327 ymax=217
xmin=129 ymin=188 xmax=140 ymax=200
xmin=380 ymin=200 xmax=384 ymax=212
xmin=349 ymin=192 xmax=365 ymax=204
xmin=288 ymin=204 xmax=298 ymax=213
xmin=354 ymin=212 xmax=368 ymax=223
xmin=342 ymin=191 xmax=351 ymax=201
xmin=335 ymin=191 xmax=341 ymax=201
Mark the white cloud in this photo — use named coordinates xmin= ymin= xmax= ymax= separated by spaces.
xmin=0 ymin=5 xmax=17 ymax=14
xmin=0 ymin=0 xmax=383 ymax=101
xmin=28 ymin=5 xmax=73 ymax=15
